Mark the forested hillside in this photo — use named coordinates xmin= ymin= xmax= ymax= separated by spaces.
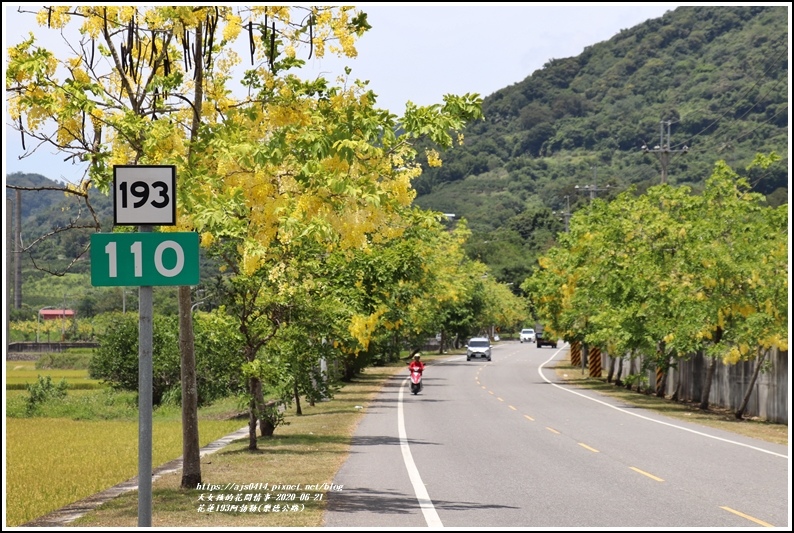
xmin=413 ymin=5 xmax=788 ymax=290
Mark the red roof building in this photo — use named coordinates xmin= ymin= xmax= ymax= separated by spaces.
xmin=39 ymin=309 xmax=76 ymax=320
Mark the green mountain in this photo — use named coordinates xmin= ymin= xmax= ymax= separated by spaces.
xmin=412 ymin=5 xmax=788 ymax=290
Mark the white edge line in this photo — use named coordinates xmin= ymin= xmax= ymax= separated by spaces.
xmin=538 ymin=345 xmax=788 ymax=459
xmin=398 ymin=376 xmax=443 ymax=527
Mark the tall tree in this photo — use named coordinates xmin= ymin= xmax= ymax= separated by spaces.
xmin=190 ymin=72 xmax=482 ymax=447
xmin=6 ymin=4 xmax=375 ymax=486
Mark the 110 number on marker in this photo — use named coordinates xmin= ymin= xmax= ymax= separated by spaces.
xmin=90 ymin=232 xmax=199 ymax=287
xmin=104 ymin=239 xmax=185 ymax=278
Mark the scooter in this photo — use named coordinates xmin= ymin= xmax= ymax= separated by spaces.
xmin=409 ymin=366 xmax=424 ymax=395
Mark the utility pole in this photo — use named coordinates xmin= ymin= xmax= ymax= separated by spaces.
xmin=15 ymin=190 xmax=22 ymax=309
xmin=553 ymin=195 xmax=571 ymax=232
xmin=6 ymin=198 xmax=11 ymax=351
xmin=642 ymin=121 xmax=689 ymax=184
xmin=575 ymin=166 xmax=611 ymax=201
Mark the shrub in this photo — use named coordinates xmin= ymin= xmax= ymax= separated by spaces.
xmin=89 ymin=313 xmax=179 ymax=405
xmin=25 ymin=375 xmax=68 ymax=415
xmin=89 ymin=311 xmax=245 ymax=406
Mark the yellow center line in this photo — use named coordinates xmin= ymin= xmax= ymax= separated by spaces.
xmin=509 ymin=405 xmax=517 ymax=411
xmin=497 ymin=397 xmax=504 ymax=402
xmin=720 ymin=506 xmax=774 ymax=527
xmin=578 ymin=443 xmax=599 ymax=453
xmin=545 ymin=427 xmax=560 ymax=434
xmin=523 ymin=415 xmax=534 ymax=421
xmin=481 ymin=385 xmax=486 ymax=389
xmin=488 ymin=391 xmax=494 ymax=395
xmin=630 ymin=467 xmax=664 ymax=482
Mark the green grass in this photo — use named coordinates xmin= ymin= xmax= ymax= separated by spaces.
xmin=70 ymin=362 xmax=414 ymax=528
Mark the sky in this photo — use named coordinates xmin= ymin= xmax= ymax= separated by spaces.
xmin=2 ymin=3 xmax=681 ymax=186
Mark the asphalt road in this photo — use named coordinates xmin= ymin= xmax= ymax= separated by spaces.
xmin=323 ymin=341 xmax=790 ymax=528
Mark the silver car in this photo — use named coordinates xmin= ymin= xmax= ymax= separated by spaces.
xmin=466 ymin=337 xmax=492 ymax=361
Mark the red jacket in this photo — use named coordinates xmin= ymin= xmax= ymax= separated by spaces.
xmin=409 ymin=360 xmax=425 ymax=373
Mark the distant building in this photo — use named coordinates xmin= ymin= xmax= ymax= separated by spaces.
xmin=39 ymin=309 xmax=75 ymax=320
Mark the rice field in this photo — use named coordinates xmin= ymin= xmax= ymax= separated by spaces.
xmin=5 ymin=416 xmax=246 ymax=526
xmin=6 ymin=361 xmax=102 ymax=388
xmin=5 ymin=359 xmax=249 ymax=526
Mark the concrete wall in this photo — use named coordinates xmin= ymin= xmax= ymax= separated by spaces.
xmin=602 ymin=348 xmax=788 ymax=424
xmin=7 ymin=341 xmax=99 ymax=353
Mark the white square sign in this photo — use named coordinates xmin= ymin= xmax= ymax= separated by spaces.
xmin=113 ymin=165 xmax=177 ymax=225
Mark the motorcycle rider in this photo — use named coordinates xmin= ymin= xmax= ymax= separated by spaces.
xmin=408 ymin=352 xmax=425 ymax=374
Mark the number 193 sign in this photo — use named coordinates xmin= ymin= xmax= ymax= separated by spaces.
xmin=91 ymin=232 xmax=199 ymax=286
xmin=114 ymin=165 xmax=176 ymax=225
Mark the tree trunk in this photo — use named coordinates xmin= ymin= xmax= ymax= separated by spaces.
xmin=253 ymin=378 xmax=271 ymax=437
xmin=248 ymin=376 xmax=259 ymax=450
xmin=699 ymin=357 xmax=718 ymax=410
xmin=342 ymin=359 xmax=356 ymax=382
xmin=294 ymin=378 xmax=302 ymax=415
xmin=179 ymin=19 xmax=206 ymax=486
xmin=178 ymin=285 xmax=201 ymax=488
xmin=606 ymin=355 xmax=616 ymax=383
xmin=625 ymin=356 xmax=634 ymax=390
xmin=671 ymin=372 xmax=682 ymax=402
xmin=614 ymin=356 xmax=623 ymax=386
xmin=699 ymin=329 xmax=722 ymax=410
xmin=248 ymin=377 xmax=258 ymax=450
xmin=735 ymin=347 xmax=768 ymax=419
xmin=636 ymin=354 xmax=644 ymax=393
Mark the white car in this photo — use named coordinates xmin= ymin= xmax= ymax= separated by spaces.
xmin=519 ymin=328 xmax=536 ymax=343
xmin=466 ymin=337 xmax=492 ymax=361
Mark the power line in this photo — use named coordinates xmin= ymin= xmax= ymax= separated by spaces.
xmin=575 ymin=166 xmax=612 ymax=200
xmin=641 ymin=121 xmax=689 ymax=184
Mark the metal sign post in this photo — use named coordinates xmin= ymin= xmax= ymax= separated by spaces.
xmin=90 ymin=165 xmax=198 ymax=527
xmin=138 ymin=225 xmax=153 ymax=527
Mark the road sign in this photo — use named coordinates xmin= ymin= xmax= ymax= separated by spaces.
xmin=91 ymin=232 xmax=199 ymax=286
xmin=114 ymin=165 xmax=177 ymax=225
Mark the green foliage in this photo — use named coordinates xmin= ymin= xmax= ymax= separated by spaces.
xmin=89 ymin=311 xmax=243 ymax=406
xmin=25 ymin=375 xmax=68 ymax=415
xmin=526 ymin=156 xmax=787 ymax=367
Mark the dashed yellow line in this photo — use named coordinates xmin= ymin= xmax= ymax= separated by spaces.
xmin=545 ymin=427 xmax=560 ymax=434
xmin=523 ymin=415 xmax=535 ymax=421
xmin=497 ymin=397 xmax=504 ymax=402
xmin=578 ymin=443 xmax=599 ymax=453
xmin=481 ymin=385 xmax=486 ymax=389
xmin=720 ymin=506 xmax=774 ymax=527
xmin=488 ymin=391 xmax=494 ymax=395
xmin=630 ymin=467 xmax=664 ymax=482
xmin=509 ymin=405 xmax=517 ymax=411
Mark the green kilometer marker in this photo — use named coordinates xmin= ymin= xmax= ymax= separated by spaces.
xmin=91 ymin=232 xmax=200 ymax=286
